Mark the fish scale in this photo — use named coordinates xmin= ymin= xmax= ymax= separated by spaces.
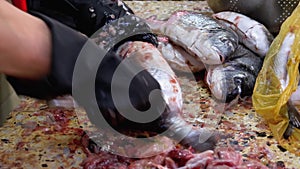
xmin=146 ymin=11 xmax=239 ymax=65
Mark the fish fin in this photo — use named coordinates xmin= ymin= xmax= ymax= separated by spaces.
xmin=225 ymin=95 xmax=240 ymax=110
xmin=284 ymin=101 xmax=300 ymax=139
xmin=288 ymin=101 xmax=300 ymax=129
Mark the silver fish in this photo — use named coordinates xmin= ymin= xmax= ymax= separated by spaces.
xmin=213 ymin=11 xmax=274 ymax=58
xmin=146 ymin=11 xmax=239 ymax=65
xmin=205 ymin=44 xmax=263 ymax=103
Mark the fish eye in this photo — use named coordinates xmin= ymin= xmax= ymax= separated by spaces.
xmin=233 ymin=76 xmax=244 ymax=86
xmin=219 ymin=36 xmax=229 ymax=43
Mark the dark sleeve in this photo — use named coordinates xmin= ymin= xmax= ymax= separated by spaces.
xmin=8 ymin=0 xmax=158 ymax=100
xmin=7 ymin=12 xmax=88 ymax=99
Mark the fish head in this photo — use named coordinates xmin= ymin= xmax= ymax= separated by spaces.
xmin=206 ymin=30 xmax=239 ymax=65
xmin=224 ymin=73 xmax=245 ymax=103
xmin=205 ymin=66 xmax=229 ymax=101
xmin=206 ymin=65 xmax=255 ymax=103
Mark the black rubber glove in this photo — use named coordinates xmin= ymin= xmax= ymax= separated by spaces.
xmin=7 ymin=0 xmax=161 ymax=127
xmin=26 ymin=0 xmax=135 ymax=36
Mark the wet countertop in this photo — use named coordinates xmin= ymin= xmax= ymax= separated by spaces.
xmin=0 ymin=1 xmax=299 ymax=168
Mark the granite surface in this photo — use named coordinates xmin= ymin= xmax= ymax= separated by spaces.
xmin=0 ymin=1 xmax=299 ymax=169
xmin=126 ymin=1 xmax=300 ymax=168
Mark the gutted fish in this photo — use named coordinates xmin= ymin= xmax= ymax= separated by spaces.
xmin=117 ymin=41 xmax=183 ymax=113
xmin=205 ymin=45 xmax=263 ymax=103
xmin=157 ymin=36 xmax=205 ymax=73
xmin=89 ymin=14 xmax=220 ymax=152
xmin=116 ymin=41 xmax=220 ymax=152
xmin=146 ymin=11 xmax=239 ymax=65
xmin=213 ymin=11 xmax=274 ymax=57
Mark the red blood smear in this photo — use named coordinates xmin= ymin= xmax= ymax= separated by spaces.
xmin=167 ymin=148 xmax=195 ymax=167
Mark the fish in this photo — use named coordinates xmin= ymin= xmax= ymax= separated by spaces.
xmin=205 ymin=44 xmax=263 ymax=103
xmin=146 ymin=11 xmax=273 ymax=104
xmin=89 ymin=14 xmax=220 ymax=151
xmin=146 ymin=11 xmax=239 ymax=65
xmin=157 ymin=36 xmax=206 ymax=73
xmin=115 ymin=41 xmax=220 ymax=152
xmin=272 ymin=32 xmax=295 ymax=90
xmin=267 ymin=32 xmax=300 ymax=138
xmin=213 ymin=11 xmax=274 ymax=58
xmin=116 ymin=41 xmax=183 ymax=113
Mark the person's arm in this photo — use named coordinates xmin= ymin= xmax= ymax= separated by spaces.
xmin=5 ymin=0 xmax=162 ymax=131
xmin=0 ymin=0 xmax=51 ymax=79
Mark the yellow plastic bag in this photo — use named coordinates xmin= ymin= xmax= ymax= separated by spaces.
xmin=252 ymin=2 xmax=300 ymax=155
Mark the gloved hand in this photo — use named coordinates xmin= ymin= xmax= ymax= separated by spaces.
xmin=7 ymin=0 xmax=162 ymax=127
xmin=206 ymin=0 xmax=300 ymax=35
xmin=25 ymin=0 xmax=135 ymax=36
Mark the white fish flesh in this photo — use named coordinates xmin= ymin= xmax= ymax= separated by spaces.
xmin=273 ymin=33 xmax=295 ymax=90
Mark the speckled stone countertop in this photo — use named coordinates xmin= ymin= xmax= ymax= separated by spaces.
xmin=126 ymin=1 xmax=213 ymax=20
xmin=0 ymin=1 xmax=299 ymax=169
xmin=126 ymin=1 xmax=300 ymax=168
